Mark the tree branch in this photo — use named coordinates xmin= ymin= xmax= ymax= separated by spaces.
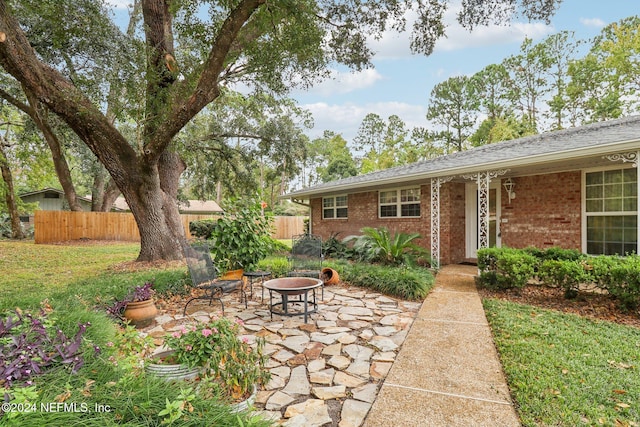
xmin=145 ymin=0 xmax=266 ymax=156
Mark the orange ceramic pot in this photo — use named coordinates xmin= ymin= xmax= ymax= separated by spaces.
xmin=221 ymin=269 xmax=244 ymax=280
xmin=123 ymin=299 xmax=158 ymax=328
xmin=321 ymin=268 xmax=340 ymax=285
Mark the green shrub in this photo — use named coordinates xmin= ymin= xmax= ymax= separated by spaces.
xmin=188 ymin=218 xmax=217 ymax=239
xmin=327 ymin=261 xmax=434 ymax=300
xmin=609 ymin=255 xmax=640 ymax=311
xmin=268 ymin=237 xmax=290 ymax=255
xmin=322 ymin=232 xmax=349 ymax=259
xmin=343 ymin=227 xmax=430 ymax=266
xmin=201 ymin=200 xmax=273 ymax=272
xmin=584 ymin=255 xmax=620 ymax=290
xmin=257 ymin=256 xmax=290 ymax=278
xmin=477 ymin=247 xmax=537 ymax=290
xmin=539 ymin=247 xmax=585 ymax=262
xmin=537 ymin=259 xmax=590 ymax=299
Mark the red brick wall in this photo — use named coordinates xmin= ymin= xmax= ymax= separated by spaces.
xmin=310 ymin=185 xmax=432 ymax=249
xmin=500 ymin=171 xmax=581 ymax=250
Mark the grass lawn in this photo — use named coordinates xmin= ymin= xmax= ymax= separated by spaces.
xmin=484 ymin=298 xmax=640 ymax=426
xmin=0 ymin=240 xmax=143 ymax=309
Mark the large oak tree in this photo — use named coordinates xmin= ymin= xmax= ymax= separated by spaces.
xmin=0 ymin=0 xmax=561 ymax=261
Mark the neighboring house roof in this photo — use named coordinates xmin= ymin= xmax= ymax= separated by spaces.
xmin=286 ymin=115 xmax=640 ymax=199
xmin=19 ymin=188 xmax=93 ymax=205
xmin=112 ymin=197 xmax=223 ymax=214
xmin=18 ymin=187 xmax=91 ymax=209
xmin=177 ymin=200 xmax=224 ymax=214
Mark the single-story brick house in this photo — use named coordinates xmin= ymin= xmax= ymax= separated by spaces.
xmin=284 ymin=116 xmax=640 ymax=267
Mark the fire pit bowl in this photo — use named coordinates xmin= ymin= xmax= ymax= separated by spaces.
xmin=263 ymin=277 xmax=323 ymax=323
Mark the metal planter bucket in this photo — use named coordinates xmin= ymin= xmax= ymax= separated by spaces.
xmin=145 ymin=350 xmax=200 ymax=381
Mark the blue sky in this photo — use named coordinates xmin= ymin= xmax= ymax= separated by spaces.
xmin=110 ymin=1 xmax=639 ymax=141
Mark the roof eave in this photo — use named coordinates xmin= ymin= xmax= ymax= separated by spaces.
xmin=284 ymin=139 xmax=640 ymax=199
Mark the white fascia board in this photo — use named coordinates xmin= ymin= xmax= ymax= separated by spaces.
xmin=285 ymin=139 xmax=640 ymax=199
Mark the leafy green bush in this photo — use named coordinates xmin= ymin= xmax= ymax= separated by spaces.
xmin=343 ymin=227 xmax=430 ymax=266
xmin=326 ymin=261 xmax=434 ymax=300
xmin=583 ymin=255 xmax=619 ymax=290
xmin=322 ymin=232 xmax=349 ymax=259
xmin=268 ymin=237 xmax=290 ymax=255
xmin=538 ymin=247 xmax=584 ymax=262
xmin=537 ymin=259 xmax=590 ymax=299
xmin=257 ymin=256 xmax=291 ymax=278
xmin=192 ymin=201 xmax=273 ymax=272
xmin=188 ymin=218 xmax=217 ymax=239
xmin=477 ymin=247 xmax=537 ymax=290
xmin=608 ymin=255 xmax=640 ymax=311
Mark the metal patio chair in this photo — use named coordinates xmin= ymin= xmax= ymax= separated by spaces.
xmin=182 ymin=241 xmax=246 ymax=315
xmin=287 ymin=233 xmax=324 ymax=299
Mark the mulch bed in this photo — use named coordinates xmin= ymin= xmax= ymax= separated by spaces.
xmin=478 ymin=285 xmax=640 ymax=328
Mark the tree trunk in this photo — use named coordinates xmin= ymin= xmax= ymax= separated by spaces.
xmin=100 ymin=179 xmax=121 ymax=212
xmin=0 ymin=136 xmax=25 ymax=239
xmin=116 ymin=151 xmax=186 ymax=261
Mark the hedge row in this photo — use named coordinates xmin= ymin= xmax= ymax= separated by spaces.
xmin=477 ymin=247 xmax=640 ymax=311
xmin=325 ymin=260 xmax=434 ymax=301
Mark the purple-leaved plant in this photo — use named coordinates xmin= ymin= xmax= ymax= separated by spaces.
xmin=0 ymin=310 xmax=95 ymax=388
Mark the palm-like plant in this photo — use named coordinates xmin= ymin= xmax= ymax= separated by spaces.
xmin=344 ymin=227 xmax=430 ymax=266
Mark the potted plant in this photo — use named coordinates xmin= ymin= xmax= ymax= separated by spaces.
xmin=150 ymin=318 xmax=270 ymax=406
xmin=205 ymin=200 xmax=273 ymax=278
xmin=108 ymin=282 xmax=158 ymax=328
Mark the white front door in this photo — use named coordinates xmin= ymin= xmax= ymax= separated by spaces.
xmin=465 ymin=183 xmax=501 ymax=259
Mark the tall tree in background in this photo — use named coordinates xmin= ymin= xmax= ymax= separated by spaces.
xmin=179 ymin=92 xmax=310 ymax=204
xmin=306 ymin=132 xmax=356 ymax=185
xmin=426 ymin=75 xmax=479 ymax=152
xmin=539 ymin=31 xmax=583 ymax=130
xmin=354 ymin=113 xmax=420 ymax=173
xmin=0 ymin=0 xmax=562 ymax=260
xmin=572 ymin=16 xmax=640 ymax=121
xmin=0 ymin=130 xmax=23 ymax=238
xmin=503 ymin=37 xmax=550 ymax=132
xmin=468 ymin=63 xmax=514 ymax=145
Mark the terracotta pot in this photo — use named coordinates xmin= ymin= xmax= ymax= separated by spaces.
xmin=145 ymin=350 xmax=200 ymax=381
xmin=321 ymin=268 xmax=340 ymax=285
xmin=221 ymin=269 xmax=244 ymax=280
xmin=123 ymin=299 xmax=158 ymax=328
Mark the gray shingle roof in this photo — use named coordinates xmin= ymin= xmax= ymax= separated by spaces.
xmin=286 ymin=115 xmax=640 ymax=198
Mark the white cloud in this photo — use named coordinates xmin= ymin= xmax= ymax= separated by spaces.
xmin=300 ymin=69 xmax=384 ymax=97
xmin=302 ymin=101 xmax=427 ymax=141
xmin=579 ymin=17 xmax=606 ymax=28
xmin=435 ymin=21 xmax=552 ymax=52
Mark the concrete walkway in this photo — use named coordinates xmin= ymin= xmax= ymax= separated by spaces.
xmin=363 ymin=264 xmax=521 ymax=427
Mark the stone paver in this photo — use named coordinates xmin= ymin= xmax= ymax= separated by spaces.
xmin=142 ymin=281 xmax=422 ymax=426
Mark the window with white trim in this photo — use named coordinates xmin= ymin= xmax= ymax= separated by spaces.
xmin=323 ymin=195 xmax=348 ymax=219
xmin=379 ymin=187 xmax=421 ymax=218
xmin=585 ymin=168 xmax=637 ymax=255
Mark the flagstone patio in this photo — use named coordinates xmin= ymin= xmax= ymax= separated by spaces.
xmin=142 ymin=282 xmax=422 ymax=427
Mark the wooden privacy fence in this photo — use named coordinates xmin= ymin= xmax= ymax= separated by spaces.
xmin=34 ymin=211 xmax=305 ymax=244
xmin=272 ymin=215 xmax=306 ymax=240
